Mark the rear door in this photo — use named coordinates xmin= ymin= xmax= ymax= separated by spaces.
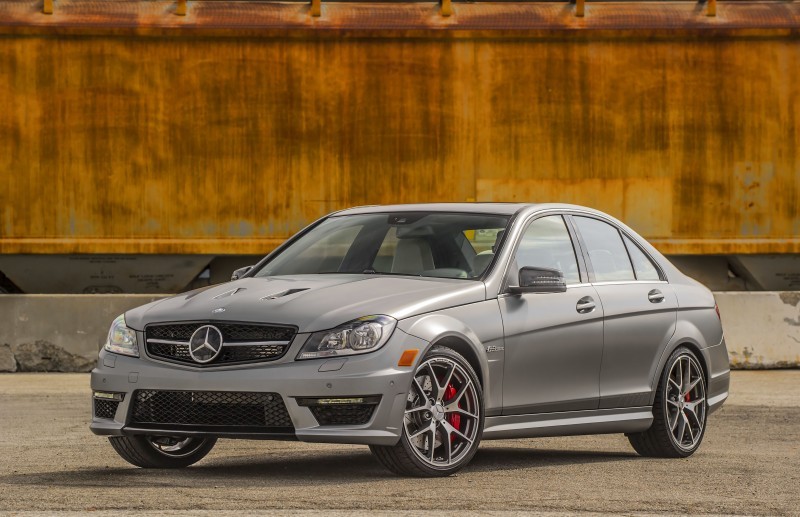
xmin=570 ymin=215 xmax=678 ymax=409
xmin=498 ymin=214 xmax=604 ymax=414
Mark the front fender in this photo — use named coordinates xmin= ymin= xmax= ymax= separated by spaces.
xmin=397 ymin=301 xmax=504 ymax=416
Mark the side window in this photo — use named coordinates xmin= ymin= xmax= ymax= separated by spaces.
xmin=623 ymin=235 xmax=661 ymax=281
xmin=514 ymin=215 xmax=580 ymax=285
xmin=573 ymin=217 xmax=635 ymax=282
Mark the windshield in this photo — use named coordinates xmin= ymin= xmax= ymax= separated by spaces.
xmin=254 ymin=212 xmax=510 ymax=280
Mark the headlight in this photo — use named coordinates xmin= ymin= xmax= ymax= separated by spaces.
xmin=296 ymin=315 xmax=397 ymax=360
xmin=104 ymin=314 xmax=139 ymax=357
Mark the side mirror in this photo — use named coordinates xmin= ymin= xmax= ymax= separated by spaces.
xmin=231 ymin=265 xmax=254 ymax=281
xmin=508 ymin=266 xmax=567 ymax=294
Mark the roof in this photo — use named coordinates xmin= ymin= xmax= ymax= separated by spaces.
xmin=334 ymin=203 xmax=534 ymax=216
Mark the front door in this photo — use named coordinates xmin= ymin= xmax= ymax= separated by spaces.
xmin=498 ymin=215 xmax=604 ymax=415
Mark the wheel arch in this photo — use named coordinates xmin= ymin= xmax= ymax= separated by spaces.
xmin=397 ymin=314 xmax=491 ymax=402
xmin=649 ymin=327 xmax=712 ymax=406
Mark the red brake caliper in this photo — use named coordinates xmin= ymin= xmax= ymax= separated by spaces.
xmin=444 ymin=384 xmax=461 ymax=442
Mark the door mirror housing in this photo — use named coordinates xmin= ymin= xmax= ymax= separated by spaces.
xmin=231 ymin=265 xmax=254 ymax=281
xmin=508 ymin=266 xmax=567 ymax=294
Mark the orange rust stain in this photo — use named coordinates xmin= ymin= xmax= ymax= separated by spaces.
xmin=0 ymin=2 xmax=799 ymax=256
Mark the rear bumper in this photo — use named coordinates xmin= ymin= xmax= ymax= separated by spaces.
xmin=90 ymin=329 xmax=426 ymax=446
xmin=705 ymin=337 xmax=730 ymax=415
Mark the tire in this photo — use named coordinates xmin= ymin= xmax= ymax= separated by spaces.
xmin=109 ymin=435 xmax=217 ymax=468
xmin=370 ymin=346 xmax=484 ymax=477
xmin=627 ymin=347 xmax=708 ymax=458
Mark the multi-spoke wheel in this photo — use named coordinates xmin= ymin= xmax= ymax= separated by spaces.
xmin=627 ymin=347 xmax=707 ymax=458
xmin=370 ymin=346 xmax=484 ymax=476
xmin=109 ymin=435 xmax=217 ymax=468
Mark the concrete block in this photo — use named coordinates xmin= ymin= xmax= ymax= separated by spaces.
xmin=716 ymin=292 xmax=800 ymax=368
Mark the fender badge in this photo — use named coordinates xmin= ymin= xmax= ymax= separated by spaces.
xmin=486 ymin=345 xmax=504 ymax=353
xmin=211 ymin=307 xmax=226 ymax=314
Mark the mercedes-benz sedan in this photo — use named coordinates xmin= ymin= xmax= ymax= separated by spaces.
xmin=91 ymin=203 xmax=729 ymax=476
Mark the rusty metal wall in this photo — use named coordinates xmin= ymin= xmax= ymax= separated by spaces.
xmin=1 ymin=1 xmax=799 ymax=256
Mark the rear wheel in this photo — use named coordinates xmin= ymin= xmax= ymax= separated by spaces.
xmin=109 ymin=435 xmax=217 ymax=468
xmin=370 ymin=346 xmax=484 ymax=477
xmin=627 ymin=347 xmax=707 ymax=458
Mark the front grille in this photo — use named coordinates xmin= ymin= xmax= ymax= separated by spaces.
xmin=94 ymin=399 xmax=119 ymax=420
xmin=309 ymin=404 xmax=377 ymax=426
xmin=145 ymin=322 xmax=296 ymax=367
xmin=130 ymin=390 xmax=293 ymax=430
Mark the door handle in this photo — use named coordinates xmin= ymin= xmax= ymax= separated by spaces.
xmin=576 ymin=296 xmax=596 ymax=314
xmin=648 ymin=289 xmax=665 ymax=303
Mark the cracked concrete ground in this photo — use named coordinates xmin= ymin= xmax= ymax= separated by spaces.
xmin=0 ymin=371 xmax=798 ymax=515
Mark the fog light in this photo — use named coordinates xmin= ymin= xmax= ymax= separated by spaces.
xmin=296 ymin=396 xmax=381 ymax=406
xmin=93 ymin=391 xmax=124 ymax=402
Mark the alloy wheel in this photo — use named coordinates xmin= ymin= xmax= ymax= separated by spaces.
xmin=403 ymin=356 xmax=481 ymax=468
xmin=665 ymin=354 xmax=706 ymax=451
xmin=148 ymin=436 xmax=207 ymax=457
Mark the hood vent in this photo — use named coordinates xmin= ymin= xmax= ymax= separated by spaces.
xmin=261 ymin=288 xmax=309 ymax=301
xmin=213 ymin=287 xmax=246 ymax=299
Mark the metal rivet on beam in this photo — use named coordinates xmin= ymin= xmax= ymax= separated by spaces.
xmin=175 ymin=0 xmax=187 ymax=16
xmin=42 ymin=0 xmax=53 ymax=14
xmin=440 ymin=0 xmax=452 ymax=17
xmin=310 ymin=0 xmax=321 ymax=17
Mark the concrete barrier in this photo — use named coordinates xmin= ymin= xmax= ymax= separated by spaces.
xmin=0 ymin=293 xmax=798 ymax=371
xmin=716 ymin=292 xmax=800 ymax=369
xmin=0 ymin=294 xmax=165 ymax=372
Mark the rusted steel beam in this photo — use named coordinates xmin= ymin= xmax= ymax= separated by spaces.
xmin=2 ymin=1 xmax=799 ymax=38
xmin=707 ymin=0 xmax=717 ymax=17
xmin=175 ymin=0 xmax=187 ymax=16
xmin=42 ymin=0 xmax=52 ymax=14
xmin=310 ymin=0 xmax=321 ymax=18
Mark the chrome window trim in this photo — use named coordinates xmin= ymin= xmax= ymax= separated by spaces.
xmin=590 ymin=280 xmax=669 ymax=287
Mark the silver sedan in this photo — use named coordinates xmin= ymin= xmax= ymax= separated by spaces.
xmin=91 ymin=203 xmax=730 ymax=476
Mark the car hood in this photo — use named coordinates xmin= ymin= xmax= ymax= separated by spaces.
xmin=124 ymin=274 xmax=486 ymax=333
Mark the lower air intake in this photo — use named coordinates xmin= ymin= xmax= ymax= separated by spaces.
xmin=130 ymin=390 xmax=293 ymax=431
xmin=94 ymin=399 xmax=120 ymax=420
xmin=309 ymin=404 xmax=377 ymax=426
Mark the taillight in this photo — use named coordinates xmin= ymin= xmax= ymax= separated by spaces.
xmin=715 ymin=302 xmax=721 ymax=320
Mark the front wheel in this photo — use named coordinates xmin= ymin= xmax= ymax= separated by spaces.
xmin=627 ymin=347 xmax=708 ymax=458
xmin=109 ymin=435 xmax=217 ymax=468
xmin=371 ymin=346 xmax=484 ymax=477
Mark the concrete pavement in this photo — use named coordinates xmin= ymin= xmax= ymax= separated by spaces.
xmin=0 ymin=371 xmax=798 ymax=515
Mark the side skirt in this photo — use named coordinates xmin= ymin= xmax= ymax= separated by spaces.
xmin=482 ymin=406 xmax=653 ymax=440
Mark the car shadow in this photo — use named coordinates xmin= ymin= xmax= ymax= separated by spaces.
xmin=468 ymin=446 xmax=638 ymax=472
xmin=0 ymin=446 xmax=639 ymax=488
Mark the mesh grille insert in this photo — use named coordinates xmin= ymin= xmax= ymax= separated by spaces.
xmin=94 ymin=399 xmax=119 ymax=420
xmin=147 ymin=323 xmax=295 ymax=342
xmin=309 ymin=404 xmax=377 ymax=426
xmin=131 ymin=390 xmax=293 ymax=429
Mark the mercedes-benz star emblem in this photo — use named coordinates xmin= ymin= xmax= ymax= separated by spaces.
xmin=188 ymin=325 xmax=224 ymax=364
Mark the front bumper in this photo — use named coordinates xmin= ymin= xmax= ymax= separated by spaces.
xmin=90 ymin=329 xmax=427 ymax=446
